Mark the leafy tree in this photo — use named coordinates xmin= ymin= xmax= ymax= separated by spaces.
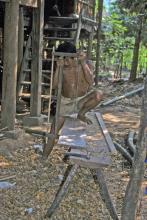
xmin=118 ymin=0 xmax=147 ymax=81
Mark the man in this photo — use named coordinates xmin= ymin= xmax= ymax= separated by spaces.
xmin=43 ymin=42 xmax=103 ymax=158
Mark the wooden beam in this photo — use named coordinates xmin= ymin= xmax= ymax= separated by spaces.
xmin=1 ymin=1 xmax=19 ymax=130
xmin=95 ymin=112 xmax=117 ymax=154
xmin=19 ymin=0 xmax=38 ymax=7
xmin=18 ymin=7 xmax=24 ymax=80
xmin=0 ymin=0 xmax=9 ymax=2
xmin=0 ymin=0 xmax=37 ymax=7
xmin=30 ymin=0 xmax=44 ymax=116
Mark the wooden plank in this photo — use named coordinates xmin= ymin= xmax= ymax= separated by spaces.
xmin=0 ymin=0 xmax=9 ymax=2
xmin=68 ymin=148 xmax=111 ymax=168
xmin=17 ymin=35 xmax=31 ymax=99
xmin=74 ymin=8 xmax=83 ymax=45
xmin=1 ymin=0 xmax=19 ymax=130
xmin=19 ymin=0 xmax=37 ymax=7
xmin=58 ymin=117 xmax=87 ymax=148
xmin=95 ymin=112 xmax=117 ymax=153
xmin=18 ymin=7 xmax=24 ymax=82
xmin=54 ymin=58 xmax=64 ymax=135
xmin=30 ymin=0 xmax=44 ymax=117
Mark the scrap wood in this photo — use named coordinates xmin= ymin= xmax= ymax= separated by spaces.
xmin=0 ymin=174 xmax=16 ymax=182
xmin=114 ymin=141 xmax=133 ymax=164
xmin=99 ymin=86 xmax=144 ymax=107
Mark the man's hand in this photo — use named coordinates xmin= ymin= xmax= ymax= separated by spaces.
xmin=78 ymin=51 xmax=86 ymax=62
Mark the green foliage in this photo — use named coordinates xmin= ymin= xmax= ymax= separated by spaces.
xmin=93 ymin=0 xmax=147 ymax=76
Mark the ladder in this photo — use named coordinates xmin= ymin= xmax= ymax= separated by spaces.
xmin=16 ymin=10 xmax=83 ymax=112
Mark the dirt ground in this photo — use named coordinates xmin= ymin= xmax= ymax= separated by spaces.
xmin=0 ymin=80 xmax=144 ymax=220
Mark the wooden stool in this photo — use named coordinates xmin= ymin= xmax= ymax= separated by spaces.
xmin=45 ymin=112 xmax=119 ymax=220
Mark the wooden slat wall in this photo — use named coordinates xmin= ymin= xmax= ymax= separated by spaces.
xmin=76 ymin=0 xmax=96 ymax=19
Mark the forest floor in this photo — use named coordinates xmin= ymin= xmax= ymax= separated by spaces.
xmin=0 ymin=79 xmax=146 ymax=220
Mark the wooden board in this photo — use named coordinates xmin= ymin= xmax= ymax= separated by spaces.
xmin=19 ymin=0 xmax=37 ymax=7
xmin=67 ymin=148 xmax=111 ymax=169
xmin=58 ymin=117 xmax=86 ymax=148
xmin=95 ymin=112 xmax=117 ymax=153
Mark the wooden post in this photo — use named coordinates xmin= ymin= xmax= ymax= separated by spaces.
xmin=30 ymin=0 xmax=44 ymax=117
xmin=1 ymin=1 xmax=19 ymax=130
xmin=18 ymin=7 xmax=24 ymax=79
xmin=87 ymin=0 xmax=96 ymax=59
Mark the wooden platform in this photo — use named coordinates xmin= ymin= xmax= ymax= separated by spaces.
xmin=58 ymin=112 xmax=115 ymax=169
xmin=58 ymin=117 xmax=86 ymax=148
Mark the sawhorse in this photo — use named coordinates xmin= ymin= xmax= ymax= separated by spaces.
xmin=45 ymin=112 xmax=119 ymax=220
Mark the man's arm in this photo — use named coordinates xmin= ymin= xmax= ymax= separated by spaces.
xmin=80 ymin=60 xmax=94 ymax=86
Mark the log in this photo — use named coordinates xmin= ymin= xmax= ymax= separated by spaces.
xmin=114 ymin=141 xmax=133 ymax=164
xmin=91 ymin=169 xmax=119 ymax=220
xmin=46 ymin=165 xmax=79 ymax=218
xmin=100 ymin=86 xmax=144 ymax=107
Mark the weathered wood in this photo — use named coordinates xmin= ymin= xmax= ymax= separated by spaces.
xmin=19 ymin=0 xmax=37 ymax=7
xmin=95 ymin=112 xmax=117 ymax=153
xmin=67 ymin=148 xmax=111 ymax=169
xmin=0 ymin=175 xmax=16 ymax=182
xmin=114 ymin=141 xmax=133 ymax=164
xmin=0 ymin=0 xmax=9 ymax=2
xmin=58 ymin=117 xmax=87 ymax=148
xmin=74 ymin=8 xmax=83 ymax=45
xmin=1 ymin=0 xmax=38 ymax=7
xmin=30 ymin=0 xmax=44 ymax=117
xmin=1 ymin=1 xmax=19 ymax=130
xmin=53 ymin=52 xmax=77 ymax=58
xmin=91 ymin=169 xmax=119 ymax=220
xmin=46 ymin=164 xmax=79 ymax=218
xmin=17 ymin=35 xmax=31 ymax=99
xmin=87 ymin=29 xmax=94 ymax=59
xmin=54 ymin=58 xmax=64 ymax=135
xmin=100 ymin=86 xmax=144 ymax=107
xmin=18 ymin=7 xmax=24 ymax=81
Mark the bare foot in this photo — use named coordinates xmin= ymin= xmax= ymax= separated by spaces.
xmin=77 ymin=114 xmax=92 ymax=124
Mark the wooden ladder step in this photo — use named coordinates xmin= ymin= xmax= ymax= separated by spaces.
xmin=48 ymin=16 xmax=78 ymax=22
xmin=20 ymin=93 xmax=51 ymax=99
xmin=43 ymin=36 xmax=74 ymax=41
xmin=20 ymin=81 xmax=50 ymax=87
xmin=44 ymin=27 xmax=77 ymax=31
xmin=23 ymin=69 xmax=51 ymax=73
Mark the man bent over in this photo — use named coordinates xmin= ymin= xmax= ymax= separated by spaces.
xmin=43 ymin=42 xmax=103 ymax=158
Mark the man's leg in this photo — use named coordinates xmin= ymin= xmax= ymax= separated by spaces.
xmin=77 ymin=90 xmax=103 ymax=124
xmin=42 ymin=116 xmax=65 ymax=158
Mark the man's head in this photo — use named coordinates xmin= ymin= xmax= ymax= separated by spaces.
xmin=56 ymin=42 xmax=76 ymax=53
xmin=56 ymin=42 xmax=76 ymax=66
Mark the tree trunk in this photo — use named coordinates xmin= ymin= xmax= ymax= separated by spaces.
xmin=129 ymin=18 xmax=142 ymax=81
xmin=121 ymin=76 xmax=147 ymax=220
xmin=95 ymin=0 xmax=104 ymax=85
